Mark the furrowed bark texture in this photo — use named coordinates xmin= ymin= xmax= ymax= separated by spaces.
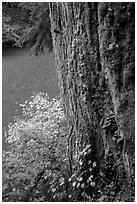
xmin=49 ymin=2 xmax=103 ymax=199
xmin=98 ymin=3 xmax=135 ymax=200
xmin=49 ymin=2 xmax=134 ymax=201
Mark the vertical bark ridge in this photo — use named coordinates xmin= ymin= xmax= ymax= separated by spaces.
xmin=49 ymin=3 xmax=103 ymax=195
xmin=49 ymin=2 xmax=134 ymax=200
xmin=97 ymin=2 xmax=135 ymax=199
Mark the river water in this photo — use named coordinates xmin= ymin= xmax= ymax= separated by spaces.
xmin=2 ymin=47 xmax=59 ymax=150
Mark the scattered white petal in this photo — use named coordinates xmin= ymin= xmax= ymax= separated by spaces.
xmin=93 ymin=162 xmax=97 ymax=167
xmin=72 ymin=181 xmax=76 ymax=187
xmin=81 ymin=183 xmax=85 ymax=188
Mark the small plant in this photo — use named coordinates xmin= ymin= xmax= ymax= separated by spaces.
xmin=2 ymin=92 xmax=68 ymax=202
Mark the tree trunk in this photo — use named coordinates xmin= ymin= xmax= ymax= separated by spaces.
xmin=49 ymin=2 xmax=134 ymax=201
xmin=97 ymin=3 xmax=135 ymax=200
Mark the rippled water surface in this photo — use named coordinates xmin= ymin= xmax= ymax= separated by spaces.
xmin=2 ymin=47 xmax=59 ymax=150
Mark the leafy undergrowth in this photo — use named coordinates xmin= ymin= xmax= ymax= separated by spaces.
xmin=2 ymin=93 xmax=68 ymax=202
xmin=2 ymin=92 xmax=134 ymax=202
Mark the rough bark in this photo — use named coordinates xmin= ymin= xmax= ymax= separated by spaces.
xmin=49 ymin=3 xmax=104 ymax=199
xmin=49 ymin=2 xmax=135 ymax=201
xmin=97 ymin=3 xmax=135 ymax=200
